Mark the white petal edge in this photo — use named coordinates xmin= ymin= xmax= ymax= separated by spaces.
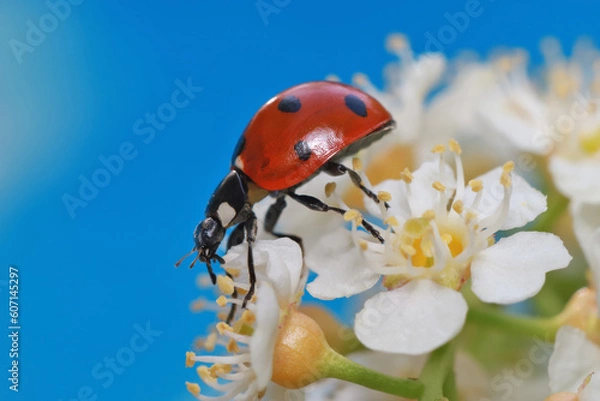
xmin=571 ymin=202 xmax=600 ymax=280
xmin=250 ymin=282 xmax=281 ymax=389
xmin=580 ymin=372 xmax=600 ymax=401
xmin=463 ymin=167 xmax=547 ymax=230
xmin=354 ymin=280 xmax=467 ymax=355
xmin=306 ymin=228 xmax=380 ymax=300
xmin=548 ymin=326 xmax=600 ymax=394
xmin=471 ymin=231 xmax=572 ymax=304
xmin=549 ymin=156 xmax=600 ymax=203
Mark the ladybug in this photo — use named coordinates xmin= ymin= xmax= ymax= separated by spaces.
xmin=177 ymin=81 xmax=395 ymax=309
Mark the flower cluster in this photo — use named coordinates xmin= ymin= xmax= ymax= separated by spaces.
xmin=182 ymin=35 xmax=600 ymax=401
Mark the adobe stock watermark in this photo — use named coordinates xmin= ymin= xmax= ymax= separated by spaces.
xmin=482 ymin=335 xmax=554 ymax=401
xmin=61 ymin=76 xmax=203 ymax=219
xmin=8 ymin=0 xmax=86 ymax=65
xmin=58 ymin=321 xmax=162 ymax=401
xmin=255 ymin=0 xmax=291 ymax=25
xmin=423 ymin=0 xmax=494 ymax=53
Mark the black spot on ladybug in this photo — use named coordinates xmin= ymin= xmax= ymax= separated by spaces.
xmin=231 ymin=135 xmax=246 ymax=164
xmin=344 ymin=94 xmax=368 ymax=117
xmin=278 ymin=96 xmax=302 ymax=113
xmin=294 ymin=140 xmax=311 ymax=161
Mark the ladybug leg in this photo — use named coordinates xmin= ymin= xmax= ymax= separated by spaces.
xmin=287 ymin=192 xmax=384 ymax=244
xmin=223 ymin=223 xmax=247 ymax=324
xmin=324 ymin=162 xmax=390 ymax=209
xmin=242 ymin=212 xmax=258 ymax=308
xmin=264 ymin=196 xmax=304 ymax=250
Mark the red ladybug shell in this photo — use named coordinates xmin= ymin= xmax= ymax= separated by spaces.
xmin=232 ymin=81 xmax=394 ymax=191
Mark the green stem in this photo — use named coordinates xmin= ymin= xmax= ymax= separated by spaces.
xmin=323 ymin=350 xmax=424 ymax=399
xmin=419 ymin=342 xmax=456 ymax=401
xmin=467 ymin=305 xmax=559 ymax=341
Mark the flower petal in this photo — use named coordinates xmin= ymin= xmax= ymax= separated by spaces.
xmin=250 ymin=282 xmax=281 ymax=389
xmin=548 ymin=326 xmax=600 ymax=393
xmin=549 ymin=156 xmax=600 ymax=203
xmin=463 ymin=167 xmax=547 ymax=230
xmin=471 ymin=232 xmax=571 ymax=304
xmin=354 ymin=280 xmax=467 ymax=355
xmin=225 ymin=238 xmax=303 ymax=304
xmin=571 ymin=202 xmax=600 ymax=283
xmin=306 ymin=228 xmax=380 ymax=300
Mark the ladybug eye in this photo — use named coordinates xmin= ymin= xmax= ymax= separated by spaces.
xmin=277 ymin=95 xmax=302 ymax=113
xmin=344 ymin=94 xmax=368 ymax=117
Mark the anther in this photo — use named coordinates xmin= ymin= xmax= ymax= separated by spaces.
xmin=448 ymin=139 xmax=462 ymax=154
xmin=469 ymin=179 xmax=484 ymax=192
xmin=217 ymin=275 xmax=235 ymax=295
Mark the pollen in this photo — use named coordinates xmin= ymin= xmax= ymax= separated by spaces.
xmin=404 ymin=218 xmax=430 ymax=237
xmin=448 ymin=139 xmax=462 ymax=154
xmin=185 ymin=351 xmax=196 ymax=368
xmin=204 ymin=332 xmax=217 ymax=351
xmin=352 ymin=157 xmax=364 ymax=171
xmin=227 ymin=339 xmax=240 ymax=353
xmin=241 ymin=309 xmax=256 ymax=325
xmin=431 ymin=144 xmax=446 ymax=154
xmin=502 ymin=160 xmax=515 ymax=173
xmin=386 ymin=33 xmax=408 ymax=52
xmin=432 ymin=181 xmax=446 ymax=192
xmin=352 ymin=72 xmax=369 ymax=86
xmin=466 ymin=211 xmax=478 ymax=224
xmin=377 ymin=191 xmax=392 ymax=202
xmin=190 ymin=298 xmax=205 ymax=312
xmin=217 ymin=275 xmax=235 ymax=295
xmin=400 ymin=167 xmax=414 ymax=183
xmin=400 ymin=243 xmax=417 ymax=257
xmin=452 ymin=200 xmax=464 ymax=214
xmin=469 ymin=179 xmax=484 ymax=192
xmin=185 ymin=382 xmax=201 ymax=396
xmin=344 ymin=209 xmax=362 ymax=223
xmin=422 ymin=209 xmax=436 ymax=220
xmin=441 ymin=233 xmax=453 ymax=245
xmin=225 ymin=267 xmax=240 ymax=278
xmin=325 ymin=182 xmax=337 ymax=197
xmin=384 ymin=216 xmax=399 ymax=227
xmin=216 ymin=322 xmax=233 ymax=335
xmin=197 ymin=365 xmax=216 ymax=382
xmin=359 ymin=240 xmax=369 ymax=251
xmin=216 ymin=295 xmax=228 ymax=307
xmin=210 ymin=363 xmax=232 ymax=376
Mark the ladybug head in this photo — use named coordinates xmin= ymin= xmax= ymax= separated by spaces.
xmin=176 ymin=169 xmax=250 ymax=272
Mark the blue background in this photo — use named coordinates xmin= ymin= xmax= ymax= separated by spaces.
xmin=1 ymin=1 xmax=598 ymax=400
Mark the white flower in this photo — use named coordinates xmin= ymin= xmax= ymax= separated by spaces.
xmin=548 ymin=326 xmax=600 ymax=397
xmin=185 ymin=238 xmax=306 ymax=401
xmin=308 ymin=143 xmax=571 ymax=354
xmin=571 ymin=201 xmax=600 ymax=291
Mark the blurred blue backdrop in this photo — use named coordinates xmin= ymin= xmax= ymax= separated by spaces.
xmin=1 ymin=1 xmax=598 ymax=400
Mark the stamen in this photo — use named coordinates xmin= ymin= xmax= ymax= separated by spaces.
xmin=448 ymin=139 xmax=462 ymax=154
xmin=377 ymin=191 xmax=392 ymax=202
xmin=241 ymin=310 xmax=256 ymax=325
xmin=186 ymin=351 xmax=197 ymax=367
xmin=422 ymin=210 xmax=436 ymax=220
xmin=452 ymin=200 xmax=464 ymax=214
xmin=217 ymin=275 xmax=235 ymax=295
xmin=186 ymin=382 xmax=201 ymax=396
xmin=197 ymin=366 xmax=217 ymax=383
xmin=450 ymin=139 xmax=465 ymax=201
xmin=190 ymin=353 xmax=251 ymax=365
xmin=432 ymin=181 xmax=446 ymax=192
xmin=324 ymin=182 xmax=337 ymax=197
xmin=216 ymin=296 xmax=228 ymax=308
xmin=479 ymin=173 xmax=513 ymax=233
xmin=343 ymin=209 xmax=362 ymax=224
xmin=400 ymin=167 xmax=413 ymax=183
xmin=226 ymin=339 xmax=240 ymax=353
xmin=431 ymin=144 xmax=446 ymax=154
xmin=352 ymin=157 xmax=363 ymax=172
xmin=216 ymin=322 xmax=233 ymax=335
xmin=469 ymin=180 xmax=483 ymax=192
xmin=384 ymin=216 xmax=399 ymax=227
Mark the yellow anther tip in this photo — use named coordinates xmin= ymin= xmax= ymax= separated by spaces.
xmin=386 ymin=33 xmax=408 ymax=52
xmin=190 ymin=298 xmax=205 ymax=312
xmin=324 ymin=182 xmax=337 ymax=197
xmin=377 ymin=191 xmax=392 ymax=202
xmin=217 ymin=275 xmax=235 ymax=295
xmin=359 ymin=240 xmax=369 ymax=251
xmin=216 ymin=322 xmax=232 ymax=335
xmin=502 ymin=160 xmax=515 ymax=173
xmin=469 ymin=179 xmax=484 ymax=192
xmin=216 ymin=295 xmax=228 ymax=308
xmin=227 ymin=339 xmax=240 ymax=353
xmin=384 ymin=216 xmax=399 ymax=227
xmin=185 ymin=351 xmax=196 ymax=368
xmin=196 ymin=365 xmax=215 ymax=382
xmin=432 ymin=144 xmax=446 ymax=154
xmin=186 ymin=382 xmax=201 ymax=396
xmin=241 ymin=309 xmax=256 ymax=325
xmin=452 ymin=200 xmax=464 ymax=214
xmin=500 ymin=172 xmax=512 ymax=188
xmin=422 ymin=210 xmax=436 ymax=220
xmin=343 ymin=209 xmax=362 ymax=222
xmin=432 ymin=181 xmax=446 ymax=192
xmin=352 ymin=157 xmax=364 ymax=171
xmin=352 ymin=73 xmax=369 ymax=86
xmin=400 ymin=167 xmax=414 ymax=183
xmin=448 ymin=139 xmax=462 ymax=154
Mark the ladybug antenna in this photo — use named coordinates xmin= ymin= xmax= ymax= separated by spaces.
xmin=174 ymin=248 xmax=196 ymax=268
